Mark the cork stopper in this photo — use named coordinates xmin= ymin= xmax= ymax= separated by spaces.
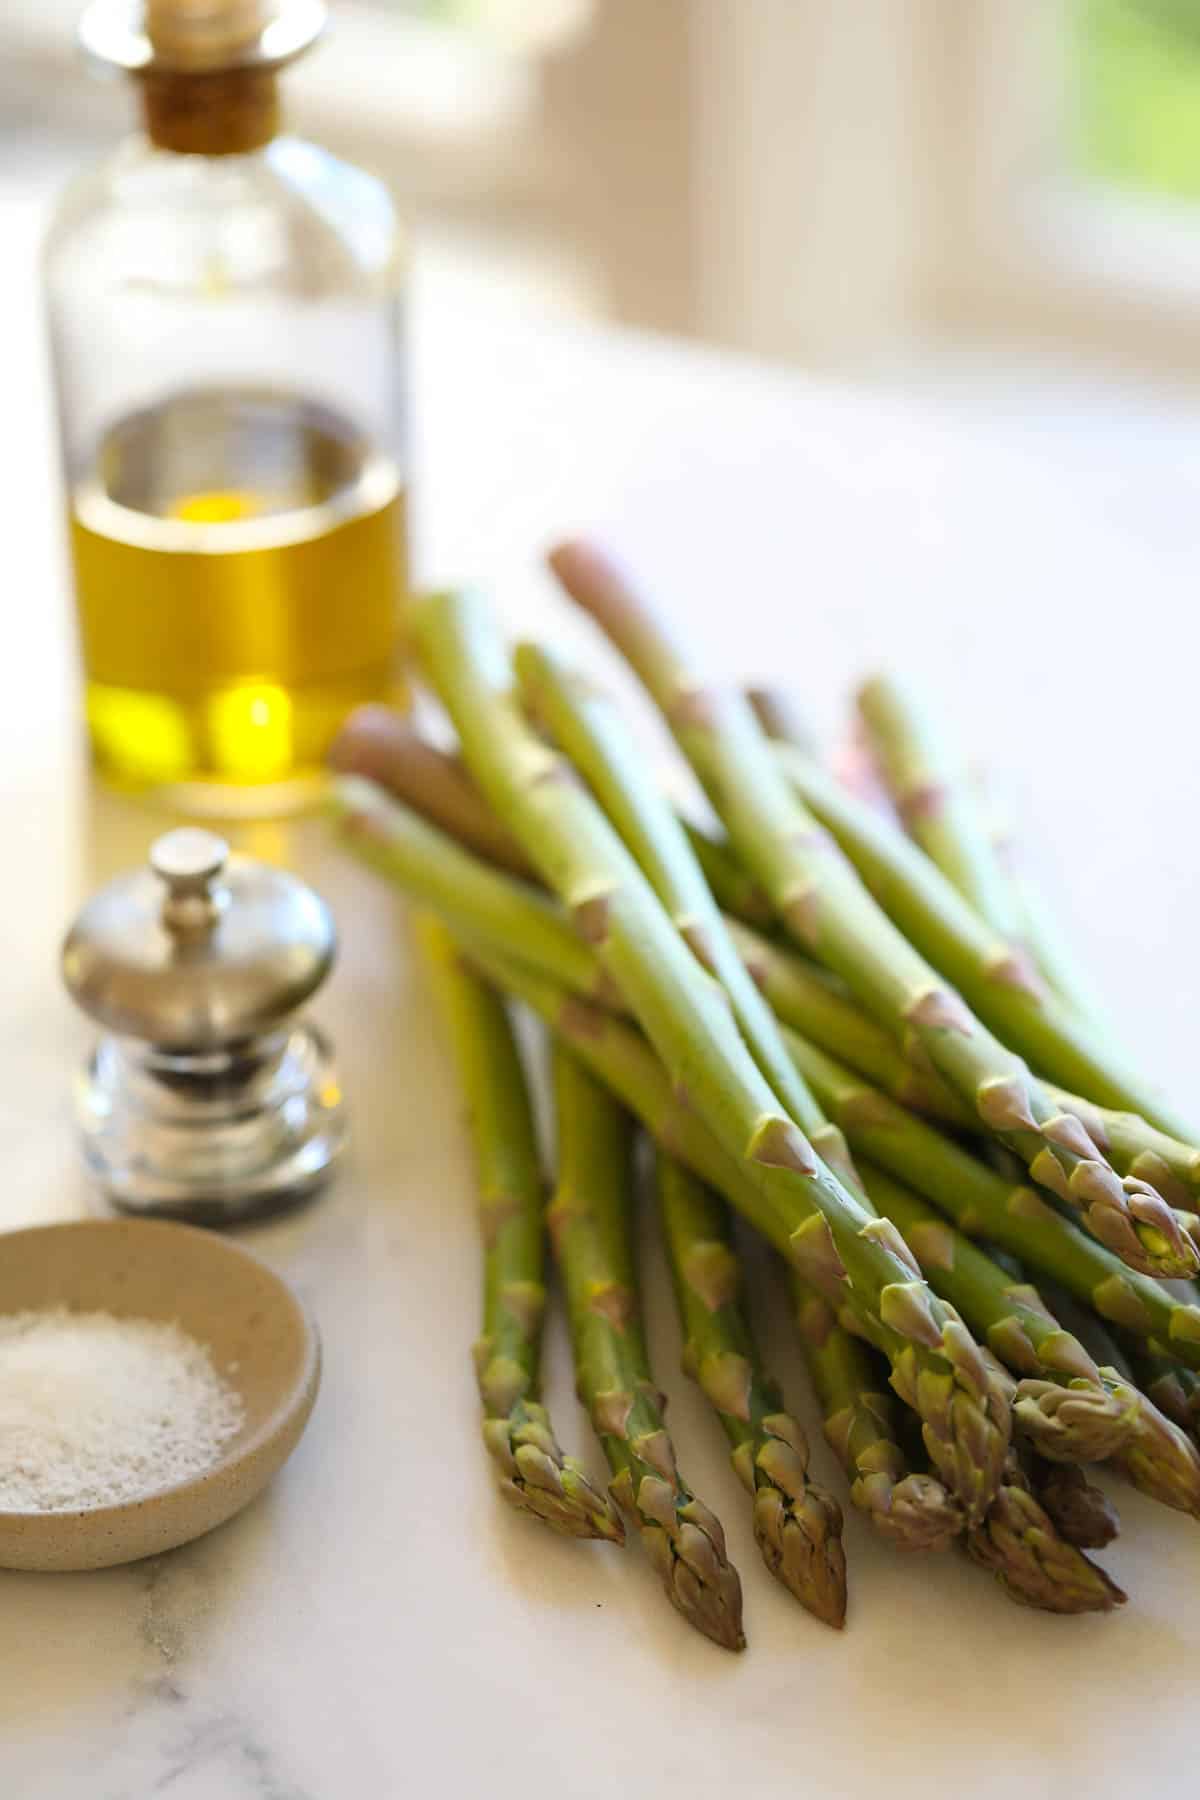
xmin=79 ymin=0 xmax=325 ymax=77
xmin=144 ymin=0 xmax=277 ymax=69
xmin=79 ymin=0 xmax=325 ymax=154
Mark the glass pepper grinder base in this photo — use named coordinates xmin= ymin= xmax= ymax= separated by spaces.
xmin=76 ymin=1024 xmax=346 ymax=1226
xmin=62 ymin=826 xmax=347 ymax=1227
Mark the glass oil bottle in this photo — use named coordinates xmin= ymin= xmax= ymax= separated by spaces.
xmin=44 ymin=0 xmax=409 ymax=810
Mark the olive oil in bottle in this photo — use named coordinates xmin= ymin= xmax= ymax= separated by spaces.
xmin=72 ymin=387 xmax=406 ymax=792
xmin=45 ymin=0 xmax=409 ymax=808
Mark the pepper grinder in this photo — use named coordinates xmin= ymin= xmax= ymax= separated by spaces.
xmin=62 ymin=828 xmax=346 ymax=1223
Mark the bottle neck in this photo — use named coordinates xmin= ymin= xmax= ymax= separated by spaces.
xmin=139 ymin=66 xmax=280 ymax=156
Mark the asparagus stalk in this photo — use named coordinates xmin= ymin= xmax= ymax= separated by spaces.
xmin=788 ymin=1273 xmax=963 ymax=1551
xmin=414 ymin=588 xmax=1011 ymax=1522
xmin=744 ymin=688 xmax=818 ymax=756
xmin=1030 ymin=1459 xmax=1120 ymax=1550
xmin=416 ymin=914 xmax=623 ymax=1541
xmin=521 ymin=635 xmax=931 ymax=1217
xmin=771 ymin=729 xmax=1196 ymax=1147
xmin=337 ymin=775 xmax=617 ymax=1003
xmin=547 ymin=540 xmax=1193 ymax=1278
xmin=842 ymin=679 xmax=1109 ymax=1026
xmin=989 ymin=833 xmax=1111 ymax=1028
xmin=548 ymin=1045 xmax=744 ymax=1649
xmin=332 ymin=697 xmax=777 ymax=931
xmin=655 ymin=1153 xmax=847 ymax=1626
xmin=357 ymin=789 xmax=1200 ymax=1458
xmin=851 ymin=1161 xmax=1139 ymax=1464
xmin=849 ymin=688 xmax=1200 ymax=1206
xmin=453 ymin=931 xmax=1012 ymax=1524
xmin=854 ymin=676 xmax=1027 ymax=942
xmin=682 ymin=824 xmax=778 ymax=931
xmin=337 ymin=760 xmax=964 ymax=1128
xmin=810 ymin=1032 xmax=1200 ymax=1504
xmin=783 ymin=1029 xmax=1200 ymax=1370
xmin=720 ymin=917 xmax=969 ymax=1127
xmin=516 ymin=638 xmax=826 ymax=1139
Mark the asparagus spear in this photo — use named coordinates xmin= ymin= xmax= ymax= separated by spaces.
xmin=801 ymin=1032 xmax=1200 ymax=1503
xmin=771 ymin=722 xmax=1196 ymax=1148
xmin=337 ymin=762 xmax=963 ymax=1128
xmin=958 ymin=1348 xmax=1125 ymax=1610
xmin=332 ymin=699 xmax=777 ymax=931
xmin=414 ymin=588 xmax=1011 ymax=1522
xmin=854 ymin=676 xmax=1027 ymax=942
xmin=1134 ymin=1351 xmax=1200 ymax=1437
xmin=655 ymin=1153 xmax=847 ymax=1626
xmin=989 ymin=831 xmax=1111 ymax=1029
xmin=851 ymin=1161 xmax=1139 ymax=1464
xmin=1041 ymin=1089 xmax=1200 ymax=1212
xmin=342 ymin=766 xmax=1186 ymax=1209
xmin=1030 ymin=1459 xmax=1120 ymax=1550
xmin=783 ymin=1028 xmax=1200 ymax=1370
xmin=964 ymin=1447 xmax=1125 ymax=1614
xmin=416 ymin=914 xmax=623 ymax=1541
xmin=1031 ymin=1276 xmax=1200 ymax=1521
xmin=451 ymin=928 xmax=1012 ymax=1523
xmin=720 ymin=917 xmax=969 ymax=1127
xmin=516 ymin=638 xmax=827 ymax=1140
xmin=789 ymin=1273 xmax=963 ymax=1552
xmin=848 ymin=687 xmax=1200 ymax=1205
xmin=547 ymin=540 xmax=1193 ymax=1278
xmin=681 ymin=824 xmax=778 ymax=932
xmin=744 ymin=688 xmax=818 ymax=757
xmin=519 ymin=636 xmax=941 ymax=1222
xmin=548 ymin=1045 xmax=744 ymax=1649
xmin=348 ymin=786 xmax=1200 ymax=1423
xmin=839 ymin=680 xmax=1110 ymax=1027
xmin=338 ymin=775 xmax=617 ymax=1006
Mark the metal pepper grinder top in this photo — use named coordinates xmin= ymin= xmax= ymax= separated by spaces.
xmin=62 ymin=827 xmax=346 ymax=1224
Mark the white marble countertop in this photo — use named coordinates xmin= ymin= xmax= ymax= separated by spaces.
xmin=5 ymin=163 xmax=1200 ymax=1798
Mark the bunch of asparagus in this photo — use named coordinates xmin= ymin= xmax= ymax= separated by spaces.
xmin=332 ymin=544 xmax=1200 ymax=1647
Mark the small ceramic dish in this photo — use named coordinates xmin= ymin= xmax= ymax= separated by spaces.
xmin=0 ymin=1218 xmax=320 ymax=1571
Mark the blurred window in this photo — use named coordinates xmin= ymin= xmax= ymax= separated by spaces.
xmin=1074 ymin=0 xmax=1200 ymax=202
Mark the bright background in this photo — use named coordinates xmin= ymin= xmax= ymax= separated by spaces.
xmin=6 ymin=0 xmax=1200 ymax=405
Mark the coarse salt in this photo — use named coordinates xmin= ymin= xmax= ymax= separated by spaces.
xmin=0 ymin=1308 xmax=244 ymax=1512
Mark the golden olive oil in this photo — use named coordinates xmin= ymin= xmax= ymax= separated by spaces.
xmin=70 ymin=386 xmax=407 ymax=805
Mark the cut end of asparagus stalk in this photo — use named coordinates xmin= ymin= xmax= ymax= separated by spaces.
xmin=966 ymin=1456 xmax=1127 ymax=1615
xmin=1012 ymin=1370 xmax=1140 ymax=1466
xmin=329 ymin=705 xmax=536 ymax=880
xmin=484 ymin=1405 xmax=626 ymax=1541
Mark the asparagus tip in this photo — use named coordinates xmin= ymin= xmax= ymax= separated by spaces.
xmin=967 ymin=1486 xmax=1127 ymax=1615
xmin=856 ymin=1470 xmax=964 ymax=1554
xmin=486 ymin=1411 xmax=626 ymax=1544
xmin=753 ymin=1480 xmax=848 ymax=1629
xmin=1012 ymin=1374 xmax=1139 ymax=1466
